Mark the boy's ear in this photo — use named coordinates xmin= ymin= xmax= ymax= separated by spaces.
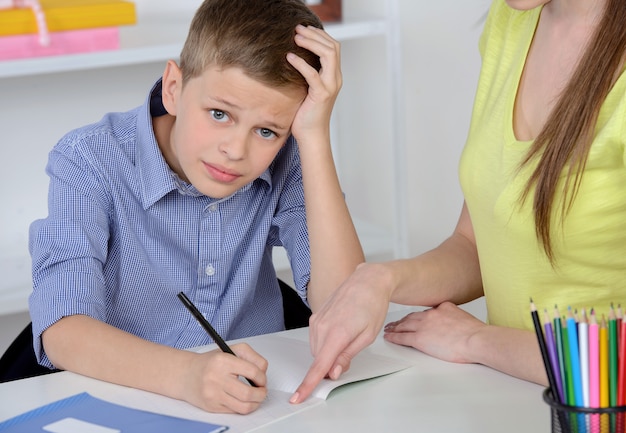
xmin=161 ymin=60 xmax=183 ymax=116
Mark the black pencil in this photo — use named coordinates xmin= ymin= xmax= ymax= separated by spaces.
xmin=530 ymin=298 xmax=561 ymax=403
xmin=177 ymin=292 xmax=258 ymax=387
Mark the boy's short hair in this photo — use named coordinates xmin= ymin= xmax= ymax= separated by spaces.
xmin=179 ymin=0 xmax=323 ymax=89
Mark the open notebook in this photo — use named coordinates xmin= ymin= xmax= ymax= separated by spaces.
xmin=245 ymin=334 xmax=411 ymax=399
xmin=138 ymin=333 xmax=412 ymax=432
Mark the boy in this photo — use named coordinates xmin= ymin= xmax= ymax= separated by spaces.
xmin=28 ymin=0 xmax=364 ymax=414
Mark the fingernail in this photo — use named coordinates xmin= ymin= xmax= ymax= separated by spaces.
xmin=289 ymin=392 xmax=300 ymax=404
xmin=331 ymin=365 xmax=342 ymax=379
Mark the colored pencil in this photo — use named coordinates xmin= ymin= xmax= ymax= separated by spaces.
xmin=544 ymin=308 xmax=565 ymax=403
xmin=580 ymin=308 xmax=590 ymax=407
xmin=567 ymin=307 xmax=584 ymax=407
xmin=609 ymin=307 xmax=618 ymax=407
xmin=618 ymin=312 xmax=626 ymax=433
xmin=589 ymin=310 xmax=600 ymax=408
xmin=600 ymin=315 xmax=609 ymax=408
xmin=588 ymin=310 xmax=601 ymax=433
xmin=530 ymin=300 xmax=561 ymax=404
xmin=619 ymin=318 xmax=626 ymax=406
xmin=563 ymin=318 xmax=576 ymax=406
xmin=568 ymin=308 xmax=588 ymax=433
xmin=554 ymin=306 xmax=569 ymax=403
xmin=617 ymin=304 xmax=623 ymax=350
xmin=588 ymin=311 xmax=600 ymax=403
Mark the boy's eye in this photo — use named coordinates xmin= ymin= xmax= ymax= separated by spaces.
xmin=257 ymin=128 xmax=277 ymax=139
xmin=210 ymin=109 xmax=229 ymax=122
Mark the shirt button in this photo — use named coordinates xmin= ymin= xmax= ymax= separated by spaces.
xmin=205 ymin=264 xmax=215 ymax=276
xmin=208 ymin=204 xmax=218 ymax=212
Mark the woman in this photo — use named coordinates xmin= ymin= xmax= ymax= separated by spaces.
xmin=291 ymin=0 xmax=626 ymax=404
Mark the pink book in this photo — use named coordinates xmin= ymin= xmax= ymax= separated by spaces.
xmin=0 ymin=26 xmax=119 ymax=60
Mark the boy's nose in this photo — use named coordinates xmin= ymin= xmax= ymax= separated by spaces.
xmin=219 ymin=131 xmax=248 ymax=160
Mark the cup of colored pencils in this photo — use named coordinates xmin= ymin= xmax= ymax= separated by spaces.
xmin=531 ymin=300 xmax=626 ymax=433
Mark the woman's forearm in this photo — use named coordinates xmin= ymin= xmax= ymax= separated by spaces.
xmin=469 ymin=324 xmax=548 ymax=385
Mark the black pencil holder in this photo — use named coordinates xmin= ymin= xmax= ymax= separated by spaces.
xmin=543 ymin=388 xmax=626 ymax=433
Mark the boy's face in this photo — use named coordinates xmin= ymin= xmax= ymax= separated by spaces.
xmin=158 ymin=61 xmax=306 ymax=199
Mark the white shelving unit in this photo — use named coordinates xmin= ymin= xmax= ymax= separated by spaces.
xmin=0 ymin=1 xmax=406 ymax=316
xmin=0 ymin=18 xmax=389 ymax=79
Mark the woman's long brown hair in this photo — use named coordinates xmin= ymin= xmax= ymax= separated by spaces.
xmin=519 ymin=0 xmax=626 ymax=264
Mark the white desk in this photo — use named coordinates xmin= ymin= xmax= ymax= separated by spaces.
xmin=0 ymin=308 xmax=551 ymax=432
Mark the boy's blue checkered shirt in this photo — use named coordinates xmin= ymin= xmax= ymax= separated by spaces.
xmin=28 ymin=80 xmax=311 ymax=367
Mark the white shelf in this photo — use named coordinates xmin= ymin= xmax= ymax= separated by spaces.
xmin=0 ymin=16 xmax=387 ymax=79
xmin=0 ymin=219 xmax=392 ymax=316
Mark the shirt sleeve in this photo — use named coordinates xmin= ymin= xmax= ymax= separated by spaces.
xmin=478 ymin=0 xmax=502 ymax=58
xmin=268 ymin=137 xmax=311 ymax=302
xmin=28 ymin=132 xmax=112 ymax=367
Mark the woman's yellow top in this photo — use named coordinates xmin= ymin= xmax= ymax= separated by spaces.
xmin=459 ymin=0 xmax=626 ymax=330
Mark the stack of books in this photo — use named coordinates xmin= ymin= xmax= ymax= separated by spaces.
xmin=0 ymin=0 xmax=136 ymax=61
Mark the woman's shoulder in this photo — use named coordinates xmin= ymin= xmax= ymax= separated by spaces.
xmin=479 ymin=0 xmax=541 ymax=57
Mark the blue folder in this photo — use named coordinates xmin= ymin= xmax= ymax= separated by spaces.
xmin=0 ymin=392 xmax=228 ymax=433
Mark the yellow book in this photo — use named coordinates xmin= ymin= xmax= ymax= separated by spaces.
xmin=0 ymin=0 xmax=136 ymax=36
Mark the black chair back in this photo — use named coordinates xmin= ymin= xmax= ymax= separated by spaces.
xmin=0 ymin=322 xmax=58 ymax=383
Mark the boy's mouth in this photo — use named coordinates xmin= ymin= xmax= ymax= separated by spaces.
xmin=204 ymin=162 xmax=240 ymax=183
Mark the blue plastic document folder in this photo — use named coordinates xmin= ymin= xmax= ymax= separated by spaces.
xmin=0 ymin=392 xmax=228 ymax=433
